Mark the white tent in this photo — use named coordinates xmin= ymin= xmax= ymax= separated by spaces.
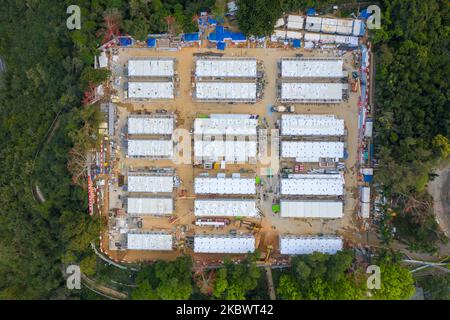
xmin=279 ymin=235 xmax=343 ymax=255
xmin=280 ymin=200 xmax=343 ymax=218
xmin=281 ymin=174 xmax=344 ymax=196
xmin=281 ymin=141 xmax=344 ymax=162
xmin=280 ymin=82 xmax=343 ymax=103
xmin=127 ymin=116 xmax=174 ymax=135
xmin=280 ymin=58 xmax=344 ymax=78
xmin=194 ymin=234 xmax=255 ymax=253
xmin=128 ymin=174 xmax=173 ymax=193
xmin=127 ymin=139 xmax=173 ymax=158
xmin=127 ymin=81 xmax=174 ymax=99
xmin=281 ymin=114 xmax=345 ymax=136
xmin=195 ymin=58 xmax=257 ymax=78
xmin=194 ymin=177 xmax=256 ymax=195
xmin=128 ymin=58 xmax=174 ymax=77
xmin=127 ymin=232 xmax=173 ymax=250
xmin=195 ymin=199 xmax=257 ymax=217
xmin=127 ymin=197 xmax=173 ymax=216
xmin=195 ymin=82 xmax=257 ymax=102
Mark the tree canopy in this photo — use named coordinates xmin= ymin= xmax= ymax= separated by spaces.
xmin=372 ymin=0 xmax=449 ymax=253
xmin=132 ymin=256 xmax=194 ymax=300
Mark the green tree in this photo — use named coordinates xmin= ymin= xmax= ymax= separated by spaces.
xmin=236 ymin=0 xmax=282 ymax=36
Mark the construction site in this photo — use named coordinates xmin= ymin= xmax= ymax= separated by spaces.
xmin=90 ymin=11 xmax=375 ymax=267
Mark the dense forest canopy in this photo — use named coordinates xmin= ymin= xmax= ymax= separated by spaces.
xmin=372 ymin=0 xmax=450 ymax=253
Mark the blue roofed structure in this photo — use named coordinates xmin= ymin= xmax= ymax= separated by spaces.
xmin=292 ymin=39 xmax=301 ymax=48
xmin=147 ymin=37 xmax=156 ymax=47
xmin=182 ymin=33 xmax=200 ymax=42
xmin=217 ymin=41 xmax=226 ymax=50
xmin=118 ymin=37 xmax=133 ymax=46
xmin=359 ymin=9 xmax=371 ymax=19
xmin=306 ymin=8 xmax=316 ymax=16
xmin=208 ymin=26 xmax=247 ymax=43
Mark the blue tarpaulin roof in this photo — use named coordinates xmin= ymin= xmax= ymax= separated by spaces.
xmin=306 ymin=8 xmax=316 ymax=16
xmin=359 ymin=9 xmax=371 ymax=19
xmin=363 ymin=175 xmax=373 ymax=183
xmin=217 ymin=41 xmax=226 ymax=50
xmin=147 ymin=38 xmax=156 ymax=47
xmin=119 ymin=37 xmax=132 ymax=46
xmin=292 ymin=39 xmax=301 ymax=48
xmin=182 ymin=33 xmax=200 ymax=42
xmin=208 ymin=26 xmax=246 ymax=42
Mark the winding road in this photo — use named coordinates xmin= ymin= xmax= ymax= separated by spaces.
xmin=428 ymin=165 xmax=450 ymax=255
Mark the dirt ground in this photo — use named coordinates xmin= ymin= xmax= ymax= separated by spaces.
xmin=103 ymin=45 xmax=362 ymax=263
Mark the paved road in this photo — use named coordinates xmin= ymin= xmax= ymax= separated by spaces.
xmin=265 ymin=266 xmax=276 ymax=300
xmin=428 ymin=166 xmax=450 ymax=238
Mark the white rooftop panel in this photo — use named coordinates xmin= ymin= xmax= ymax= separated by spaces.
xmin=127 ymin=232 xmax=173 ymax=250
xmin=286 ymin=31 xmax=303 ymax=39
xmin=273 ymin=30 xmax=287 ymax=39
xmin=195 ymin=58 xmax=257 ymax=78
xmin=305 ymin=16 xmax=322 ymax=32
xmin=280 ymin=200 xmax=343 ymax=218
xmin=321 ymin=18 xmax=338 ymax=33
xmin=194 ymin=177 xmax=256 ymax=195
xmin=195 ymin=199 xmax=258 ymax=217
xmin=194 ymin=140 xmax=257 ymax=163
xmin=281 ymin=114 xmax=344 ymax=136
xmin=281 ymin=174 xmax=344 ymax=196
xmin=281 ymin=141 xmax=344 ymax=162
xmin=336 ymin=19 xmax=354 ymax=35
xmin=194 ymin=117 xmax=257 ymax=135
xmin=280 ymin=83 xmax=343 ymax=103
xmin=275 ymin=18 xmax=285 ymax=28
xmin=127 ymin=139 xmax=173 ymax=158
xmin=128 ymin=81 xmax=174 ymax=99
xmin=127 ymin=197 xmax=173 ymax=216
xmin=128 ymin=59 xmax=174 ymax=77
xmin=361 ymin=187 xmax=371 ymax=203
xmin=304 ymin=33 xmax=321 ymax=42
xmin=128 ymin=116 xmax=174 ymax=135
xmin=281 ymin=58 xmax=344 ymax=78
xmin=194 ymin=235 xmax=255 ymax=253
xmin=195 ymin=82 xmax=256 ymax=101
xmin=352 ymin=20 xmax=364 ymax=36
xmin=128 ymin=175 xmax=173 ymax=193
xmin=360 ymin=202 xmax=370 ymax=218
xmin=287 ymin=15 xmax=304 ymax=30
xmin=279 ymin=236 xmax=343 ymax=255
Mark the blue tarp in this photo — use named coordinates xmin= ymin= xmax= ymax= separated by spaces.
xmin=292 ymin=39 xmax=301 ymax=48
xmin=198 ymin=17 xmax=218 ymax=27
xmin=217 ymin=41 xmax=226 ymax=50
xmin=118 ymin=37 xmax=132 ymax=46
xmin=359 ymin=9 xmax=371 ymax=19
xmin=182 ymin=33 xmax=200 ymax=42
xmin=209 ymin=26 xmax=246 ymax=42
xmin=306 ymin=8 xmax=316 ymax=16
xmin=363 ymin=175 xmax=373 ymax=183
xmin=147 ymin=38 xmax=156 ymax=47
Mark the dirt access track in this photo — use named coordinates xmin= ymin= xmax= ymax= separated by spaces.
xmin=102 ymin=45 xmax=364 ymax=263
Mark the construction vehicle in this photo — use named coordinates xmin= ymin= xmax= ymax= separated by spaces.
xmin=271 ymin=105 xmax=295 ymax=113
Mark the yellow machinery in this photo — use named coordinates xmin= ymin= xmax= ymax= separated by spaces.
xmin=265 ymin=245 xmax=273 ymax=264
